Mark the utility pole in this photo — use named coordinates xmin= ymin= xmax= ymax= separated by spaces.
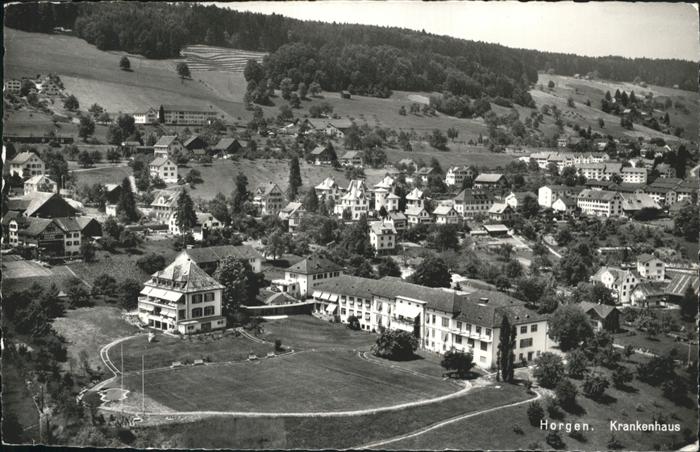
xmin=141 ymin=354 xmax=145 ymax=416
xmin=120 ymin=343 xmax=124 ymax=414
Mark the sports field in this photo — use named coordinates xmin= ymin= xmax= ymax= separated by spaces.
xmin=121 ymin=350 xmax=458 ymax=413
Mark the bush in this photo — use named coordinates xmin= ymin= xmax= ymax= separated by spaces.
xmin=582 ymin=374 xmax=609 ymax=400
xmin=637 ymin=354 xmax=676 ymax=386
xmin=612 ymin=366 xmax=633 ymax=388
xmin=347 ymin=315 xmax=361 ymax=331
xmin=371 ymin=330 xmax=418 ymax=360
xmin=607 ymin=434 xmax=624 ymax=449
xmin=555 ymin=378 xmax=578 ymax=410
xmin=512 ymin=423 xmax=524 ymax=434
xmin=136 ymin=253 xmax=166 ymax=274
xmin=544 ymin=395 xmax=563 ymax=419
xmin=274 ymin=339 xmax=283 ymax=352
xmin=661 ymin=375 xmax=688 ymax=403
xmin=566 ymin=349 xmax=588 ymax=379
xmin=546 ymin=431 xmax=565 ymax=449
xmin=440 ymin=349 xmax=474 ymax=378
xmin=569 ymin=429 xmax=586 ymax=442
xmin=534 ymin=352 xmax=565 ymax=388
xmin=526 ymin=401 xmax=545 ymax=426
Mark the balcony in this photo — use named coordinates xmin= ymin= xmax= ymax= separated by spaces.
xmin=138 ymin=296 xmax=180 ymax=309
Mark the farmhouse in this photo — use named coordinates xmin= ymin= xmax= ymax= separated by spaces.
xmin=473 ymin=173 xmax=508 ymax=190
xmin=5 ymin=192 xmax=78 ymax=219
xmin=306 ymin=118 xmax=353 ymax=138
xmin=312 ymin=275 xmax=552 ymax=368
xmin=149 ymin=156 xmax=179 ymax=184
xmin=335 ymin=179 xmax=370 ymax=220
xmin=138 ymin=254 xmax=226 ymax=334
xmin=9 ymin=152 xmax=45 ymax=178
xmin=182 ymin=135 xmax=208 ymax=152
xmin=315 ymin=177 xmax=344 ymax=202
xmin=160 ymin=104 xmax=220 ymax=125
xmin=405 ymin=205 xmax=432 ymax=225
xmin=339 ymin=150 xmax=363 ymax=167
xmin=577 ymin=189 xmax=623 ymax=217
xmin=153 ymin=135 xmax=183 ymax=158
xmin=211 ymin=137 xmax=241 ymax=155
xmin=180 ymin=245 xmax=264 ymax=274
xmin=370 ymin=220 xmax=397 ymax=254
xmin=488 ymin=203 xmax=514 ymax=223
xmin=8 ymin=215 xmax=96 ymax=257
xmin=453 ymin=189 xmax=494 ymax=219
xmin=23 ymin=175 xmax=58 ymax=196
xmin=630 ymin=282 xmax=668 ymax=308
xmin=578 ymin=302 xmax=620 ymax=332
xmin=282 ymin=255 xmax=344 ymax=297
xmin=310 ymin=145 xmax=335 ymax=165
xmin=253 ymin=183 xmax=285 ymax=216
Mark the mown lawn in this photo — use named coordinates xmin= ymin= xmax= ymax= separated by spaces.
xmin=122 ymin=350 xmax=458 ymax=413
xmin=256 ymin=315 xmax=378 ymax=351
xmin=613 ymin=329 xmax=698 ymax=363
xmin=132 ymin=379 xmax=530 ymax=448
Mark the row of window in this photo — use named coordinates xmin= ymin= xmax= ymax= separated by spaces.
xmin=191 ymin=306 xmax=215 ymax=318
xmin=191 ymin=292 xmax=216 ymax=304
xmin=312 ymin=271 xmax=341 ymax=280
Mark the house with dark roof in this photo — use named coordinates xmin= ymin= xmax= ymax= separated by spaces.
xmin=160 ymin=104 xmax=220 ymax=125
xmin=153 ymin=135 xmax=183 ymax=158
xmin=280 ymin=255 xmax=344 ymax=297
xmin=630 ymin=282 xmax=668 ymax=308
xmin=339 ymin=150 xmax=363 ymax=167
xmin=9 ymin=215 xmax=89 ymax=257
xmin=309 ymin=145 xmax=335 ymax=165
xmin=211 ymin=137 xmax=242 ymax=155
xmin=138 ymin=253 xmax=226 ymax=334
xmin=23 ymin=175 xmax=58 ymax=196
xmin=5 ymin=192 xmax=78 ymax=219
xmin=311 ymin=275 xmax=552 ymax=368
xmin=454 ymin=189 xmax=494 ymax=219
xmin=182 ymin=135 xmax=208 ymax=152
xmin=473 ymin=173 xmax=508 ymax=189
xmin=578 ymin=302 xmax=620 ymax=332
xmin=279 ymin=202 xmax=306 ymax=233
xmin=179 ymin=245 xmax=264 ymax=274
xmin=591 ymin=266 xmax=640 ymax=304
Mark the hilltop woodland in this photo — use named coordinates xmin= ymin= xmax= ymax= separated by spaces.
xmin=5 ymin=2 xmax=697 ymax=105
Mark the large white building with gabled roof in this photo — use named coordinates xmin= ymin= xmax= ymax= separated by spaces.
xmin=138 ymin=253 xmax=226 ymax=334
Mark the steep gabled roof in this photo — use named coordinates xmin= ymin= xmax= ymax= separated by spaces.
xmin=10 ymin=152 xmax=41 ymax=165
xmin=433 ymin=205 xmax=456 ymax=216
xmin=150 ymin=253 xmax=224 ymax=292
xmin=286 ymin=254 xmax=343 ymax=274
xmin=150 ymin=156 xmax=175 ymax=167
xmin=154 ymin=135 xmax=178 ymax=148
xmin=181 ymin=245 xmax=263 ymax=265
xmin=256 ymin=182 xmax=282 ymax=196
xmin=579 ymin=301 xmax=618 ymax=319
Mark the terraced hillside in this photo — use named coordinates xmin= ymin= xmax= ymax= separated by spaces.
xmin=181 ymin=45 xmax=266 ymax=73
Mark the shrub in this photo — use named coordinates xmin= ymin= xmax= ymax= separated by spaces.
xmin=607 ymin=434 xmax=624 ymax=449
xmin=274 ymin=339 xmax=283 ymax=352
xmin=566 ymin=349 xmax=588 ymax=379
xmin=136 ymin=253 xmax=166 ymax=274
xmin=526 ymin=401 xmax=545 ymax=426
xmin=582 ymin=374 xmax=609 ymax=399
xmin=612 ymin=366 xmax=633 ymax=388
xmin=347 ymin=315 xmax=361 ymax=331
xmin=371 ymin=330 xmax=418 ymax=360
xmin=555 ymin=378 xmax=578 ymax=410
xmin=637 ymin=354 xmax=676 ymax=386
xmin=661 ymin=375 xmax=688 ymax=403
xmin=569 ymin=429 xmax=586 ymax=442
xmin=546 ymin=431 xmax=565 ymax=449
xmin=440 ymin=349 xmax=474 ymax=378
xmin=544 ymin=395 xmax=563 ymax=419
xmin=534 ymin=352 xmax=565 ymax=388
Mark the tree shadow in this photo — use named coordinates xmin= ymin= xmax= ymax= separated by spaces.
xmin=615 ymin=383 xmax=638 ymax=393
xmin=595 ymin=393 xmax=617 ymax=405
xmin=562 ymin=402 xmax=586 ymax=416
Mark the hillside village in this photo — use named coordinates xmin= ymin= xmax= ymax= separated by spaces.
xmin=2 ymin=2 xmax=699 ymax=451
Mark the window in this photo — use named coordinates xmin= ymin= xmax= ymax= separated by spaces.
xmin=457 ymin=321 xmax=462 ymax=330
xmin=520 ymin=326 xmax=527 ymax=334
xmin=475 ymin=326 xmax=481 ymax=334
xmin=519 ymin=338 xmax=533 ymax=348
xmin=204 ymin=306 xmax=214 ymax=316
xmin=480 ymin=341 xmax=488 ymax=351
xmin=528 ymin=351 xmax=533 ymax=361
xmin=204 ymin=292 xmax=215 ymax=302
xmin=485 ymin=328 xmax=491 ymax=337
xmin=441 ymin=317 xmax=449 ymax=327
xmin=531 ymin=324 xmax=538 ymax=333
xmin=341 ymin=308 xmax=346 ymax=315
xmin=455 ymin=335 xmax=462 ymax=344
xmin=432 ymin=314 xmax=436 ymax=323
xmin=192 ymin=294 xmax=203 ymax=304
xmin=192 ymin=308 xmax=203 ymax=318
xmin=178 ymin=309 xmax=185 ymax=319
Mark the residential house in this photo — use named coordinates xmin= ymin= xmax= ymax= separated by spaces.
xmin=339 ymin=151 xmax=363 ymax=167
xmin=416 ymin=167 xmax=438 ymax=185
xmin=453 ymin=189 xmax=494 ymax=220
xmin=306 ymin=118 xmax=353 ymax=139
xmin=281 ymin=255 xmax=344 ymax=298
xmin=370 ymin=220 xmax=397 ymax=254
xmin=315 ymin=177 xmax=344 ymax=202
xmin=538 ymin=185 xmax=580 ymax=209
xmin=180 ymin=245 xmax=264 ymax=274
xmin=211 ymin=137 xmax=242 ymax=156
xmin=405 ymin=188 xmax=425 ymax=209
xmin=133 ymin=108 xmax=158 ymax=124
xmin=551 ymin=195 xmax=576 ymax=215
xmin=388 ymin=212 xmax=408 ymax=232
xmin=150 ymin=189 xmax=182 ymax=223
xmin=168 ymin=212 xmax=223 ymax=240
xmin=630 ymin=282 xmax=668 ymax=308
xmin=473 ymin=173 xmax=508 ymax=190
xmin=310 ymin=145 xmax=335 ymax=165
xmin=9 ymin=152 xmax=45 ymax=178
xmin=445 ymin=166 xmax=474 ymax=187
xmin=504 ymin=191 xmax=537 ymax=210
xmin=5 ymin=192 xmax=78 ymax=219
xmin=153 ymin=135 xmax=183 ymax=158
xmin=405 ymin=205 xmax=432 ymax=225
xmin=488 ymin=203 xmax=514 ymax=223
xmin=591 ymin=266 xmax=640 ymax=304
xmin=577 ymin=189 xmax=623 ymax=217
xmin=334 ymin=179 xmax=370 ymax=220
xmin=182 ymin=135 xmax=208 ymax=152
xmin=279 ymin=202 xmax=306 ymax=233
xmin=578 ymin=302 xmax=620 ymax=332
xmin=10 ymin=216 xmax=86 ymax=257
xmin=253 ymin=183 xmax=285 ymax=216
xmin=621 ymin=166 xmax=647 ymax=184
xmin=374 ymin=188 xmax=400 ymax=213
xmin=433 ymin=205 xmax=460 ymax=224
xmin=620 ymin=193 xmax=661 ymax=217
xmin=23 ymin=175 xmax=58 ymax=196
xmin=636 ymin=254 xmax=665 ymax=281
xmin=312 ymin=275 xmax=552 ymax=368
xmin=160 ymin=104 xmax=220 ymax=125
xmin=654 ymin=163 xmax=675 ymax=178
xmin=557 ymin=135 xmax=571 ymax=148
xmin=149 ymin=156 xmax=179 ymax=184
xmin=138 ymin=254 xmax=226 ymax=334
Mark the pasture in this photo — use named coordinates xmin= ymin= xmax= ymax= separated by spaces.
xmin=120 ymin=350 xmax=458 ymax=413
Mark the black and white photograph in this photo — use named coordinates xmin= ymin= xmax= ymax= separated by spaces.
xmin=2 ymin=1 xmax=699 ymax=450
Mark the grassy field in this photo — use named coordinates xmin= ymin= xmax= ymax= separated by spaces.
xmin=110 ymin=332 xmax=274 ymax=372
xmin=181 ymin=45 xmax=266 ymax=73
xmin=613 ymin=329 xmax=698 ymax=361
xmin=121 ymin=350 xmax=458 ymax=413
xmin=383 ymin=146 xmax=515 ymax=170
xmin=2 ymin=261 xmax=79 ymax=293
xmin=52 ymin=306 xmax=139 ymax=370
xmin=1 ymin=362 xmax=41 ymax=443
xmin=256 ymin=315 xmax=378 ymax=351
xmin=131 ymin=383 xmax=530 ymax=448
xmin=71 ymin=165 xmax=133 ymax=188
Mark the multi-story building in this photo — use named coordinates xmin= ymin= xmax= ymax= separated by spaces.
xmin=453 ymin=189 xmax=494 ymax=220
xmin=282 ymin=255 xmax=344 ymax=297
xmin=168 ymin=212 xmax=223 ymax=240
xmin=577 ymin=189 xmax=623 ymax=217
xmin=4 ymin=79 xmax=22 ymax=94
xmin=153 ymin=135 xmax=184 ymax=158
xmin=150 ymin=189 xmax=182 ymax=223
xmin=445 ymin=166 xmax=475 ymax=187
xmin=473 ymin=173 xmax=508 ymax=190
xmin=636 ymin=254 xmax=665 ymax=281
xmin=160 ymin=104 xmax=220 ymax=125
xmin=538 ymin=185 xmax=583 ymax=209
xmin=388 ymin=212 xmax=408 ymax=231
xmin=180 ymin=245 xmax=264 ymax=274
xmin=370 ymin=220 xmax=397 ymax=254
xmin=433 ymin=205 xmax=460 ymax=224
xmin=374 ymin=188 xmax=400 ymax=213
xmin=134 ymin=108 xmax=158 ymax=125
xmin=405 ymin=188 xmax=424 ymax=208
xmin=645 ymin=178 xmax=697 ymax=206
xmin=138 ymin=254 xmax=226 ymax=334
xmin=590 ymin=266 xmax=640 ymax=304
xmin=405 ymin=205 xmax=432 ymax=225
xmin=279 ymin=202 xmax=307 ymax=233
xmin=254 ymin=183 xmax=285 ymax=216
xmin=23 ymin=175 xmax=58 ymax=195
xmin=334 ymin=179 xmax=370 ymax=220
xmin=4 ymin=191 xmax=78 ymax=219
xmin=9 ymin=152 xmax=45 ymax=178
xmin=488 ymin=203 xmax=513 ymax=223
xmin=10 ymin=216 xmax=83 ymax=257
xmin=312 ymin=275 xmax=552 ymax=368
xmin=621 ymin=167 xmax=647 ymax=184
xmin=315 ymin=177 xmax=344 ymax=202
xmin=504 ymin=191 xmax=537 ymax=210
xmin=149 ymin=156 xmax=179 ymax=184
xmin=339 ymin=151 xmax=363 ymax=167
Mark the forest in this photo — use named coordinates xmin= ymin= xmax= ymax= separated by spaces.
xmin=4 ymin=2 xmax=697 ymax=97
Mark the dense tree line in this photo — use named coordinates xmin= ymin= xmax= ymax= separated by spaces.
xmin=6 ymin=2 xmax=695 ymax=98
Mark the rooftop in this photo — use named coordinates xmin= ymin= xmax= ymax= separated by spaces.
xmin=148 ymin=253 xmax=225 ymax=292
xmin=286 ymin=254 xmax=344 ymax=275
